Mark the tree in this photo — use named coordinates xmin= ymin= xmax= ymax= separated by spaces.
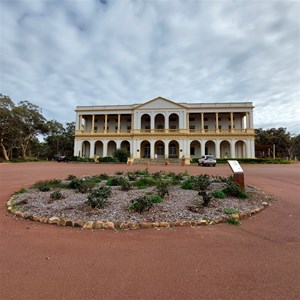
xmin=291 ymin=134 xmax=300 ymax=159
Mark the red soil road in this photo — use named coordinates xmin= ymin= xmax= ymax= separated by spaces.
xmin=0 ymin=162 xmax=299 ymax=300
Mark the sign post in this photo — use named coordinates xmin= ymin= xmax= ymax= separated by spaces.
xmin=227 ymin=160 xmax=245 ymax=189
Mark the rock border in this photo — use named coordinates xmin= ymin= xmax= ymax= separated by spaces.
xmin=7 ymin=196 xmax=269 ymax=230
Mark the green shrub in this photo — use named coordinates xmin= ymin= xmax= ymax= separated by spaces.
xmin=222 ymin=180 xmax=248 ymax=199
xmin=198 ymin=191 xmax=213 ymax=207
xmin=50 ymin=190 xmax=63 ymax=200
xmin=224 ymin=207 xmax=238 ymax=214
xmin=152 ymin=171 xmax=163 ymax=180
xmin=32 ymin=179 xmax=67 ymax=190
xmin=67 ymin=174 xmax=77 ymax=180
xmin=133 ymin=176 xmax=157 ymax=188
xmin=98 ymin=156 xmax=117 ymax=163
xmin=126 ymin=172 xmax=138 ymax=181
xmin=181 ymin=177 xmax=195 ymax=190
xmin=14 ymin=188 xmax=27 ymax=195
xmin=86 ymin=186 xmax=112 ymax=209
xmin=156 ymin=181 xmax=170 ymax=198
xmin=191 ymin=158 xmax=199 ymax=164
xmin=113 ymin=148 xmax=130 ymax=163
xmin=115 ymin=171 xmax=123 ymax=175
xmin=99 ymin=173 xmax=109 ymax=180
xmin=194 ymin=174 xmax=211 ymax=191
xmin=119 ymin=177 xmax=131 ymax=191
xmin=107 ymin=176 xmax=122 ymax=186
xmin=212 ymin=190 xmax=225 ymax=199
xmin=151 ymin=195 xmax=163 ymax=203
xmin=227 ymin=217 xmax=240 ymax=225
xmin=69 ymin=178 xmax=84 ymax=189
xmin=77 ymin=181 xmax=95 ymax=193
xmin=128 ymin=195 xmax=153 ymax=213
xmin=38 ymin=184 xmax=51 ymax=192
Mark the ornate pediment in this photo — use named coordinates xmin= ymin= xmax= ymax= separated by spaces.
xmin=135 ymin=97 xmax=187 ymax=110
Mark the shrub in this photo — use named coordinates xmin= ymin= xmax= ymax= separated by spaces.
xmin=212 ymin=190 xmax=225 ymax=199
xmin=115 ymin=171 xmax=123 ymax=175
xmin=107 ymin=176 xmax=122 ymax=186
xmin=156 ymin=181 xmax=169 ymax=198
xmin=99 ymin=173 xmax=109 ymax=180
xmin=222 ymin=180 xmax=248 ymax=199
xmin=86 ymin=186 xmax=112 ymax=209
xmin=133 ymin=177 xmax=157 ymax=189
xmin=119 ymin=177 xmax=131 ymax=191
xmin=181 ymin=177 xmax=195 ymax=190
xmin=126 ymin=172 xmax=138 ymax=181
xmin=227 ymin=217 xmax=240 ymax=225
xmin=50 ymin=190 xmax=63 ymax=200
xmin=224 ymin=207 xmax=238 ymax=214
xmin=128 ymin=195 xmax=153 ymax=213
xmin=98 ymin=156 xmax=117 ymax=163
xmin=38 ymin=184 xmax=51 ymax=192
xmin=151 ymin=195 xmax=163 ymax=203
xmin=14 ymin=188 xmax=27 ymax=195
xmin=77 ymin=181 xmax=95 ymax=193
xmin=194 ymin=174 xmax=211 ymax=191
xmin=67 ymin=174 xmax=77 ymax=180
xmin=113 ymin=148 xmax=130 ymax=163
xmin=32 ymin=179 xmax=67 ymax=190
xmin=152 ymin=171 xmax=163 ymax=180
xmin=69 ymin=178 xmax=84 ymax=189
xmin=198 ymin=191 xmax=213 ymax=207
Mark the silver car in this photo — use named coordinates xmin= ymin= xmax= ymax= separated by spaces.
xmin=198 ymin=155 xmax=216 ymax=167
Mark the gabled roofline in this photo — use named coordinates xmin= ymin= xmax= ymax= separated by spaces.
xmin=134 ymin=96 xmax=188 ymax=109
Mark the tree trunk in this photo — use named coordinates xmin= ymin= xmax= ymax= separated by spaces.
xmin=0 ymin=140 xmax=9 ymax=161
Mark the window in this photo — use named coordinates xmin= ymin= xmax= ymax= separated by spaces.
xmin=218 ymin=125 xmax=222 ymax=130
xmin=189 ymin=118 xmax=195 ymax=122
xmin=218 ymin=117 xmax=221 ymax=121
xmin=190 ymin=147 xmax=195 ymax=155
xmin=94 ymin=127 xmax=97 ymax=130
xmin=204 ymin=118 xmax=208 ymax=121
xmin=204 ymin=125 xmax=208 ymax=130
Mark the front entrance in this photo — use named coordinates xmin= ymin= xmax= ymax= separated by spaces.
xmin=169 ymin=140 xmax=179 ymax=158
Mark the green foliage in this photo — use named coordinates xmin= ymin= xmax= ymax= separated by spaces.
xmin=32 ymin=179 xmax=67 ymax=191
xmin=198 ymin=190 xmax=213 ymax=206
xmin=119 ymin=177 xmax=131 ymax=191
xmin=212 ymin=190 xmax=225 ymax=199
xmin=38 ymin=184 xmax=51 ymax=192
xmin=98 ymin=156 xmax=117 ymax=163
xmin=224 ymin=207 xmax=238 ymax=214
xmin=77 ymin=181 xmax=95 ymax=194
xmin=50 ymin=190 xmax=63 ymax=200
xmin=113 ymin=148 xmax=130 ymax=163
xmin=106 ymin=176 xmax=122 ymax=186
xmin=227 ymin=218 xmax=240 ymax=225
xmin=128 ymin=195 xmax=153 ymax=213
xmin=67 ymin=174 xmax=77 ymax=180
xmin=14 ymin=188 xmax=27 ymax=195
xmin=222 ymin=180 xmax=248 ymax=199
xmin=151 ymin=171 xmax=163 ymax=180
xmin=86 ymin=187 xmax=111 ymax=209
xmin=126 ymin=172 xmax=138 ymax=181
xmin=133 ymin=176 xmax=157 ymax=189
xmin=190 ymin=158 xmax=199 ymax=164
xmin=151 ymin=195 xmax=163 ymax=203
xmin=69 ymin=178 xmax=84 ymax=189
xmin=99 ymin=173 xmax=109 ymax=180
xmin=181 ymin=177 xmax=195 ymax=190
xmin=115 ymin=171 xmax=123 ymax=175
xmin=194 ymin=174 xmax=211 ymax=191
xmin=156 ymin=181 xmax=170 ymax=198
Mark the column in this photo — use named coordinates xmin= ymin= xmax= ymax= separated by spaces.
xmin=103 ymin=141 xmax=108 ymax=157
xmin=200 ymin=140 xmax=205 ymax=156
xmin=79 ymin=115 xmax=82 ymax=130
xmin=164 ymin=140 xmax=169 ymax=159
xmin=187 ymin=112 xmax=189 ymax=132
xmin=230 ymin=112 xmax=234 ymax=132
xmin=249 ymin=111 xmax=254 ymax=129
xmin=90 ymin=140 xmax=95 ymax=159
xmin=230 ymin=140 xmax=235 ymax=158
xmin=150 ymin=112 xmax=154 ymax=131
xmin=92 ymin=115 xmax=95 ymax=131
xmin=215 ymin=140 xmax=221 ymax=159
xmin=131 ymin=113 xmax=134 ymax=133
xmin=165 ymin=113 xmax=169 ymax=131
xmin=201 ymin=113 xmax=204 ymax=133
xmin=150 ymin=140 xmax=155 ymax=159
xmin=118 ymin=114 xmax=121 ymax=133
xmin=215 ymin=112 xmax=219 ymax=133
xmin=246 ymin=112 xmax=250 ymax=130
xmin=104 ymin=114 xmax=108 ymax=132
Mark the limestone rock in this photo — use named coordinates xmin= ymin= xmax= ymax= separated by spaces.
xmin=262 ymin=202 xmax=269 ymax=207
xmin=230 ymin=213 xmax=239 ymax=220
xmin=66 ymin=220 xmax=73 ymax=227
xmin=198 ymin=220 xmax=208 ymax=226
xmin=103 ymin=222 xmax=115 ymax=230
xmin=48 ymin=216 xmax=60 ymax=225
xmin=159 ymin=222 xmax=170 ymax=228
xmin=59 ymin=218 xmax=67 ymax=226
xmin=74 ymin=220 xmax=84 ymax=227
xmin=139 ymin=222 xmax=152 ymax=229
xmin=128 ymin=222 xmax=139 ymax=230
xmin=83 ymin=221 xmax=94 ymax=229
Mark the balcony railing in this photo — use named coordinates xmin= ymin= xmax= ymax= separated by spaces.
xmin=75 ymin=128 xmax=254 ymax=135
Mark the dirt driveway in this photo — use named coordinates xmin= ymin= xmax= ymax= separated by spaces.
xmin=0 ymin=162 xmax=299 ymax=299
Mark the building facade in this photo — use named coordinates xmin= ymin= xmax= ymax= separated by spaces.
xmin=74 ymin=97 xmax=255 ymax=161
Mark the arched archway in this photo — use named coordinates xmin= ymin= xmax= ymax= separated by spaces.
xmin=94 ymin=141 xmax=103 ymax=157
xmin=205 ymin=140 xmax=216 ymax=156
xmin=141 ymin=114 xmax=151 ymax=131
xmin=140 ymin=140 xmax=151 ymax=158
xmin=220 ymin=140 xmax=230 ymax=158
xmin=120 ymin=140 xmax=130 ymax=155
xmin=155 ymin=114 xmax=165 ymax=131
xmin=82 ymin=141 xmax=90 ymax=158
xmin=190 ymin=140 xmax=201 ymax=158
xmin=169 ymin=113 xmax=179 ymax=131
xmin=169 ymin=140 xmax=179 ymax=158
xmin=107 ymin=141 xmax=116 ymax=157
xmin=235 ymin=140 xmax=246 ymax=158
xmin=154 ymin=140 xmax=165 ymax=158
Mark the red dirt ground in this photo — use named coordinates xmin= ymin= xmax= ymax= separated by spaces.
xmin=0 ymin=162 xmax=299 ymax=300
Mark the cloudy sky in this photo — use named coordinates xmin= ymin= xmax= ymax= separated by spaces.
xmin=1 ymin=0 xmax=299 ymax=133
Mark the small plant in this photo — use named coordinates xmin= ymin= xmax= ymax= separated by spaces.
xmin=113 ymin=148 xmax=130 ymax=163
xmin=38 ymin=184 xmax=51 ymax=192
xmin=224 ymin=207 xmax=238 ymax=214
xmin=67 ymin=174 xmax=77 ymax=180
xmin=156 ymin=181 xmax=169 ymax=198
xmin=198 ymin=190 xmax=213 ymax=207
xmin=14 ymin=188 xmax=27 ymax=195
xmin=50 ymin=190 xmax=63 ymax=200
xmin=77 ymin=182 xmax=95 ymax=193
xmin=119 ymin=177 xmax=131 ymax=191
xmin=115 ymin=171 xmax=123 ymax=175
xmin=181 ymin=177 xmax=195 ymax=190
xmin=152 ymin=171 xmax=163 ymax=180
xmin=106 ymin=176 xmax=122 ymax=186
xmin=69 ymin=178 xmax=84 ymax=189
xmin=212 ymin=190 xmax=225 ymax=199
xmin=126 ymin=172 xmax=138 ymax=181
xmin=99 ymin=173 xmax=109 ymax=180
xmin=133 ymin=176 xmax=157 ymax=189
xmin=194 ymin=174 xmax=211 ymax=191
xmin=128 ymin=195 xmax=153 ymax=213
xmin=222 ymin=180 xmax=248 ymax=199
xmin=227 ymin=217 xmax=240 ymax=225
xmin=151 ymin=195 xmax=163 ymax=203
xmin=86 ymin=186 xmax=112 ymax=209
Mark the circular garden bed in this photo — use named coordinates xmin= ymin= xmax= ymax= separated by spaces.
xmin=7 ymin=169 xmax=272 ymax=230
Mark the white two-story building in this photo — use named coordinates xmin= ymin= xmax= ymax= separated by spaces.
xmin=74 ymin=97 xmax=255 ymax=162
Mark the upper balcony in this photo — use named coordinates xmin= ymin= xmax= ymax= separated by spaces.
xmin=75 ymin=128 xmax=255 ymax=136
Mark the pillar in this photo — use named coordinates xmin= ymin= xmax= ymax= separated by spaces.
xmin=215 ymin=140 xmax=221 ymax=159
xmin=230 ymin=140 xmax=236 ymax=158
xmin=230 ymin=112 xmax=234 ymax=132
xmin=103 ymin=141 xmax=108 ymax=157
xmin=104 ymin=114 xmax=108 ymax=132
xmin=90 ymin=140 xmax=95 ymax=159
xmin=92 ymin=115 xmax=95 ymax=131
xmin=79 ymin=115 xmax=82 ymax=130
xmin=215 ymin=112 xmax=219 ymax=133
xmin=201 ymin=113 xmax=204 ymax=133
xmin=150 ymin=140 xmax=155 ymax=159
xmin=118 ymin=114 xmax=121 ymax=133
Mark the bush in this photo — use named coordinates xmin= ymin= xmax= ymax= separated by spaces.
xmin=126 ymin=172 xmax=138 ymax=181
xmin=77 ymin=181 xmax=95 ymax=193
xmin=32 ymin=179 xmax=67 ymax=190
xmin=50 ymin=190 xmax=63 ymax=200
xmin=119 ymin=177 xmax=131 ymax=191
xmin=151 ymin=195 xmax=163 ymax=203
xmin=98 ymin=156 xmax=117 ymax=163
xmin=224 ymin=207 xmax=238 ymax=214
xmin=67 ymin=174 xmax=77 ymax=180
xmin=222 ymin=180 xmax=248 ymax=199
xmin=99 ymin=173 xmax=109 ymax=180
xmin=107 ymin=176 xmax=122 ymax=186
xmin=113 ymin=148 xmax=130 ymax=163
xmin=212 ymin=190 xmax=225 ymax=199
xmin=227 ymin=217 xmax=240 ymax=225
xmin=133 ymin=177 xmax=157 ymax=189
xmin=198 ymin=191 xmax=213 ymax=207
xmin=38 ymin=184 xmax=51 ymax=192
xmin=128 ymin=195 xmax=153 ymax=213
xmin=69 ymin=178 xmax=84 ymax=189
xmin=181 ymin=177 xmax=195 ymax=190
xmin=86 ymin=186 xmax=112 ymax=209
xmin=194 ymin=174 xmax=211 ymax=191
xmin=191 ymin=158 xmax=199 ymax=164
xmin=156 ymin=181 xmax=169 ymax=198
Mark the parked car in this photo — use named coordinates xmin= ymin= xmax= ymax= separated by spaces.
xmin=198 ymin=155 xmax=216 ymax=167
xmin=55 ymin=155 xmax=69 ymax=162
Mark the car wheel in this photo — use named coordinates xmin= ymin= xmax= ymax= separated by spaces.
xmin=213 ymin=164 xmax=216 ymax=167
